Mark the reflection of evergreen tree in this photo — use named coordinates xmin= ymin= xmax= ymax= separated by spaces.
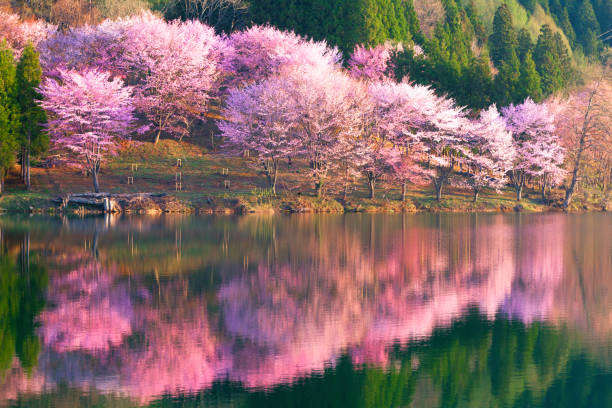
xmin=0 ymin=235 xmax=47 ymax=373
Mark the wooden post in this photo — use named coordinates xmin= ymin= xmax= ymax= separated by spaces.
xmin=224 ymin=179 xmax=230 ymax=190
xmin=175 ymin=172 xmax=182 ymax=191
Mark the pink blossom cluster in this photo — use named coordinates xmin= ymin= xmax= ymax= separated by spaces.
xmin=29 ymin=11 xmax=567 ymax=198
xmin=0 ymin=11 xmax=55 ymax=56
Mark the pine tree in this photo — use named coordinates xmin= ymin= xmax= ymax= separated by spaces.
xmin=573 ymin=0 xmax=602 ymax=56
xmin=402 ymin=0 xmax=422 ymax=43
xmin=489 ymin=4 xmax=518 ymax=67
xmin=534 ymin=24 xmax=563 ymax=96
xmin=558 ymin=8 xmax=576 ymax=46
xmin=493 ymin=52 xmax=521 ymax=106
xmin=517 ymin=28 xmax=533 ymax=62
xmin=518 ymin=52 xmax=543 ymax=101
xmin=16 ymin=43 xmax=47 ymax=190
xmin=553 ymin=32 xmax=573 ymax=84
xmin=0 ymin=41 xmax=19 ymax=194
xmin=464 ymin=0 xmax=487 ymax=46
xmin=461 ymin=56 xmax=493 ymax=108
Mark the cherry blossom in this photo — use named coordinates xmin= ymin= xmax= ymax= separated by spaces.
xmin=39 ymin=69 xmax=135 ymax=192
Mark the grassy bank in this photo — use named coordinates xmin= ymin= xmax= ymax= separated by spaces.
xmin=0 ymin=139 xmax=599 ymax=214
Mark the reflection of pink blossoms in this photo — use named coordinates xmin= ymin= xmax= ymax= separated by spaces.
xmin=39 ymin=264 xmax=133 ymax=353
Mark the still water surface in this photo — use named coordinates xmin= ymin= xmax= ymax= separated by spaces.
xmin=0 ymin=213 xmax=610 ymax=407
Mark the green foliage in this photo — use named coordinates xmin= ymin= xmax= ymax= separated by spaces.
xmin=533 ymin=24 xmax=572 ymax=95
xmin=0 ymin=41 xmax=19 ymax=183
xmin=494 ymin=53 xmax=521 ymax=105
xmin=16 ymin=43 xmax=48 ymax=157
xmin=247 ymin=0 xmax=422 ymax=54
xmin=518 ymin=51 xmax=543 ymax=101
xmin=517 ymin=27 xmax=534 ymax=61
xmin=572 ymin=0 xmax=602 ymax=56
xmin=489 ymin=3 xmax=519 ymax=66
xmin=0 ymin=242 xmax=48 ymax=373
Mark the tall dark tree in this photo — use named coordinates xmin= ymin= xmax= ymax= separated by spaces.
xmin=493 ymin=53 xmax=521 ymax=106
xmin=16 ymin=43 xmax=48 ymax=191
xmin=518 ymin=52 xmax=543 ymax=101
xmin=572 ymin=0 xmax=602 ymax=56
xmin=0 ymin=41 xmax=19 ymax=195
xmin=558 ymin=8 xmax=576 ymax=46
xmin=489 ymin=4 xmax=518 ymax=67
xmin=534 ymin=25 xmax=564 ymax=95
xmin=517 ymin=28 xmax=534 ymax=62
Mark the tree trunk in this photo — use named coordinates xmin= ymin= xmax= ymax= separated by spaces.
xmin=271 ymin=169 xmax=277 ymax=196
xmin=401 ymin=182 xmax=407 ymax=201
xmin=25 ymin=148 xmax=30 ymax=190
xmin=20 ymin=148 xmax=25 ymax=183
xmin=0 ymin=172 xmax=4 ymax=195
xmin=315 ymin=180 xmax=323 ymax=198
xmin=368 ymin=177 xmax=375 ymax=199
xmin=92 ymin=168 xmax=100 ymax=193
xmin=154 ymin=130 xmax=161 ymax=145
xmin=434 ymin=181 xmax=443 ymax=201
xmin=516 ymin=184 xmax=523 ymax=201
xmin=473 ymin=189 xmax=479 ymax=203
xmin=564 ymin=86 xmax=598 ymax=210
xmin=541 ymin=182 xmax=548 ymax=203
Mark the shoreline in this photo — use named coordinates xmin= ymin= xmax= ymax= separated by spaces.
xmin=0 ymin=190 xmax=604 ymax=216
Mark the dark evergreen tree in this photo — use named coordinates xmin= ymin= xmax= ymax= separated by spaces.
xmin=534 ymin=25 xmax=564 ymax=95
xmin=493 ymin=52 xmax=521 ymax=106
xmin=517 ymin=28 xmax=534 ymax=62
xmin=572 ymin=0 xmax=602 ymax=56
xmin=460 ymin=56 xmax=493 ymax=108
xmin=518 ymin=51 xmax=543 ymax=101
xmin=248 ymin=0 xmax=421 ymax=54
xmin=519 ymin=0 xmax=537 ymax=13
xmin=16 ymin=43 xmax=47 ymax=191
xmin=464 ymin=0 xmax=487 ymax=46
xmin=0 ymin=41 xmax=19 ymax=194
xmin=489 ymin=4 xmax=518 ymax=67
xmin=558 ymin=8 xmax=576 ymax=46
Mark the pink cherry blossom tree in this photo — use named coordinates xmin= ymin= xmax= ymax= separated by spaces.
xmin=285 ymin=66 xmax=369 ymax=197
xmin=360 ymin=144 xmax=397 ymax=199
xmin=0 ymin=12 xmax=55 ymax=56
xmin=222 ymin=25 xmax=341 ymax=88
xmin=218 ymin=77 xmax=299 ymax=194
xmin=39 ymin=69 xmax=135 ymax=192
xmin=502 ymin=98 xmax=565 ymax=201
xmin=367 ymin=81 xmax=439 ymax=200
xmin=367 ymin=81 xmax=470 ymax=201
xmin=464 ymin=106 xmax=515 ymax=202
xmin=38 ymin=21 xmax=125 ymax=79
xmin=119 ymin=12 xmax=224 ymax=144
xmin=348 ymin=43 xmax=397 ymax=82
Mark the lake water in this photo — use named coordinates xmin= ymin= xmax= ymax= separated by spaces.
xmin=0 ymin=213 xmax=610 ymax=407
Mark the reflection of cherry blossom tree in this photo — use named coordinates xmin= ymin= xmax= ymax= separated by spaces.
xmin=4 ymin=214 xmax=589 ymax=404
xmin=39 ymin=263 xmax=133 ymax=353
xmin=501 ymin=216 xmax=564 ymax=323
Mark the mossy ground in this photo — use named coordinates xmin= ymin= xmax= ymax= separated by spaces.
xmin=0 ymin=139 xmax=582 ymax=214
